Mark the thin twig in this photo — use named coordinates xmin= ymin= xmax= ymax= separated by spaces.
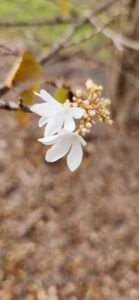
xmin=65 ymin=31 xmax=99 ymax=48
xmin=66 ymin=15 xmax=121 ymax=49
xmin=39 ymin=0 xmax=117 ymax=65
xmin=0 ymin=98 xmax=32 ymax=112
xmin=39 ymin=19 xmax=87 ymax=65
xmin=0 ymin=44 xmax=19 ymax=56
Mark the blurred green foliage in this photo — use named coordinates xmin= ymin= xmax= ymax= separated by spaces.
xmin=0 ymin=0 xmax=111 ymax=60
xmin=0 ymin=0 xmax=57 ymax=19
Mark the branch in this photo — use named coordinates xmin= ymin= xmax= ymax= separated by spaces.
xmin=0 ymin=77 xmax=72 ymax=97
xmin=0 ymin=44 xmax=19 ymax=56
xmin=40 ymin=0 xmax=117 ymax=65
xmin=66 ymin=14 xmax=122 ymax=49
xmin=0 ymin=0 xmax=116 ymax=28
xmin=0 ymin=99 xmax=31 ymax=113
xmin=0 ymin=79 xmax=73 ymax=113
xmin=66 ymin=31 xmax=99 ymax=48
xmin=88 ymin=15 xmax=139 ymax=51
xmin=39 ymin=19 xmax=87 ymax=65
xmin=0 ymin=16 xmax=78 ymax=28
xmin=0 ymin=0 xmax=118 ymax=96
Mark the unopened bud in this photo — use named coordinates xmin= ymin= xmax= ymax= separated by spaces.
xmin=84 ymin=112 xmax=88 ymax=119
xmin=105 ymin=98 xmax=111 ymax=105
xmin=107 ymin=119 xmax=113 ymax=125
xmin=98 ymin=85 xmax=103 ymax=91
xmin=86 ymin=79 xmax=94 ymax=90
xmin=89 ymin=110 xmax=96 ymax=117
xmin=76 ymin=89 xmax=82 ymax=97
xmin=86 ymin=122 xmax=92 ymax=129
xmin=81 ymin=128 xmax=88 ymax=136
xmin=86 ymin=129 xmax=91 ymax=134
xmin=84 ymin=99 xmax=90 ymax=105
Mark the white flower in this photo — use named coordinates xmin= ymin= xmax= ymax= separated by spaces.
xmin=31 ymin=89 xmax=84 ymax=136
xmin=38 ymin=130 xmax=87 ymax=172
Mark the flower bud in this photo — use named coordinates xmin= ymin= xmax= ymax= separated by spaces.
xmin=107 ymin=119 xmax=113 ymax=125
xmin=86 ymin=79 xmax=94 ymax=90
xmin=84 ymin=112 xmax=88 ymax=119
xmin=89 ymin=110 xmax=96 ymax=117
xmin=81 ymin=128 xmax=88 ymax=136
xmin=84 ymin=99 xmax=90 ymax=105
xmin=105 ymin=98 xmax=111 ymax=105
xmin=76 ymin=89 xmax=82 ymax=97
xmin=86 ymin=122 xmax=92 ymax=129
xmin=72 ymin=103 xmax=77 ymax=107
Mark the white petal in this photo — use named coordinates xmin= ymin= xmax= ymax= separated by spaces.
xmin=63 ymin=114 xmax=75 ymax=131
xmin=78 ymin=135 xmax=87 ymax=146
xmin=38 ymin=135 xmax=58 ymax=145
xmin=38 ymin=130 xmax=69 ymax=145
xmin=44 ymin=113 xmax=64 ymax=136
xmin=34 ymin=90 xmax=55 ymax=104
xmin=31 ymin=103 xmax=52 ymax=117
xmin=67 ymin=139 xmax=83 ymax=171
xmin=40 ymin=90 xmax=61 ymax=109
xmin=38 ymin=116 xmax=48 ymax=127
xmin=70 ymin=107 xmax=85 ymax=119
xmin=45 ymin=140 xmax=71 ymax=162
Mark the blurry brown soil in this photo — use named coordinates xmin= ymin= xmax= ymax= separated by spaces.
xmin=0 ymin=53 xmax=139 ymax=300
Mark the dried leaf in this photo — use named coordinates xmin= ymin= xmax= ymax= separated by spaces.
xmin=6 ymin=51 xmax=42 ymax=87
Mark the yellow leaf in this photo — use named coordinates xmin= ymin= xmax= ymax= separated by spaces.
xmin=58 ymin=0 xmax=71 ymax=16
xmin=6 ymin=51 xmax=42 ymax=87
xmin=54 ymin=86 xmax=69 ymax=103
xmin=15 ymin=83 xmax=40 ymax=126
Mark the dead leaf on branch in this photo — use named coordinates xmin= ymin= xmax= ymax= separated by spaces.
xmin=4 ymin=51 xmax=42 ymax=125
xmin=6 ymin=51 xmax=42 ymax=88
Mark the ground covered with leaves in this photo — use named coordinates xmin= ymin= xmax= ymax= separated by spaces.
xmin=0 ymin=54 xmax=139 ymax=300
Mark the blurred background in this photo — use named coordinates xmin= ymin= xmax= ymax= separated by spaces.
xmin=0 ymin=0 xmax=139 ymax=299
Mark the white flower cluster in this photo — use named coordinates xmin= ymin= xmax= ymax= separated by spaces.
xmin=31 ymin=89 xmax=86 ymax=171
xmin=31 ymin=81 xmax=112 ymax=172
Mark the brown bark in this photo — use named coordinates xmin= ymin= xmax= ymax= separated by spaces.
xmin=111 ymin=0 xmax=139 ymax=125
